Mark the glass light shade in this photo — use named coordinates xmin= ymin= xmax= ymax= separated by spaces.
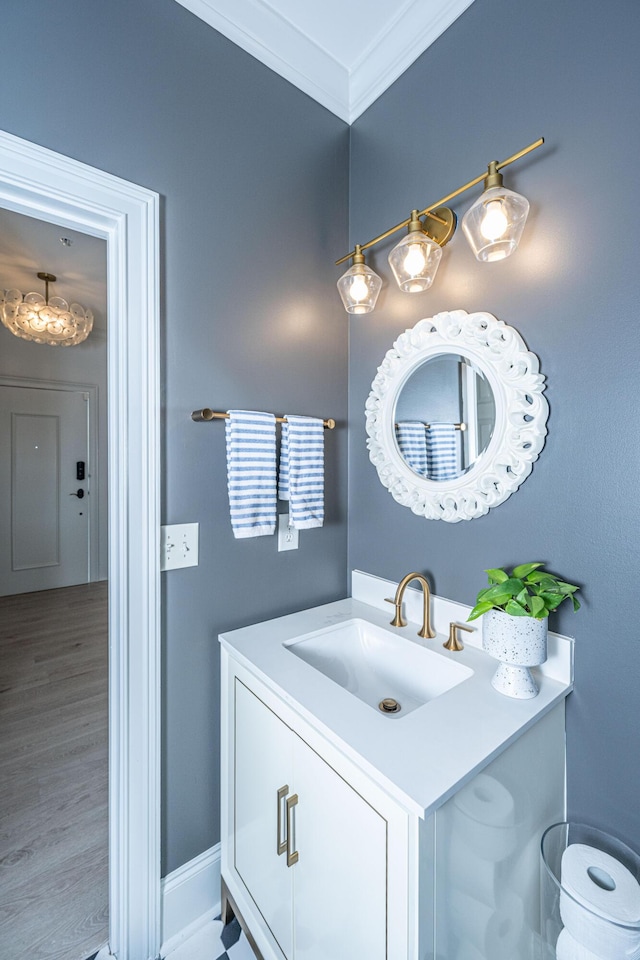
xmin=0 ymin=288 xmax=93 ymax=346
xmin=461 ymin=185 xmax=530 ymax=263
xmin=337 ymin=261 xmax=382 ymax=315
xmin=388 ymin=231 xmax=442 ymax=293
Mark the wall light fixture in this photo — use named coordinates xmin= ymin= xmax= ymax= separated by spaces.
xmin=336 ymin=137 xmax=544 ymax=314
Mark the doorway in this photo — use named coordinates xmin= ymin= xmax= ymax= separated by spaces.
xmin=0 ymin=129 xmax=160 ymax=960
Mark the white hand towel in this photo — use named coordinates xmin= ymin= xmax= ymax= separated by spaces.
xmin=395 ymin=421 xmax=428 ymax=476
xmin=279 ymin=415 xmax=324 ymax=529
xmin=426 ymin=422 xmax=459 ymax=480
xmin=226 ymin=410 xmax=277 ymax=538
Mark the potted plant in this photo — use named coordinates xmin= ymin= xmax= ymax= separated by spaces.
xmin=468 ymin=563 xmax=580 ymax=699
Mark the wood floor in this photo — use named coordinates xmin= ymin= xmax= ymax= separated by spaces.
xmin=0 ymin=581 xmax=109 ymax=960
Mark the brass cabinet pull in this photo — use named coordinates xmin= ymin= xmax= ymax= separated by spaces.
xmin=277 ymin=785 xmax=288 ymax=856
xmin=286 ymin=793 xmax=299 ymax=867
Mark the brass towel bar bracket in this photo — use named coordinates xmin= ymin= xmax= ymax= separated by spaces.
xmin=191 ymin=408 xmax=336 ymax=430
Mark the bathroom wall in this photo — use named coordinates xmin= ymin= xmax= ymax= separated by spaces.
xmin=1 ymin=0 xmax=349 ymax=873
xmin=348 ymin=0 xmax=640 ymax=847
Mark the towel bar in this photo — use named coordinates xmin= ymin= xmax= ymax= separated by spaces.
xmin=192 ymin=408 xmax=336 ymax=429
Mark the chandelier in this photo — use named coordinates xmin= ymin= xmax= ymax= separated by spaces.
xmin=0 ymin=271 xmax=94 ymax=346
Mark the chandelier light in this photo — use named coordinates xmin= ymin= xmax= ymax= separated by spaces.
xmin=336 ymin=137 xmax=543 ymax=314
xmin=0 ymin=271 xmax=94 ymax=346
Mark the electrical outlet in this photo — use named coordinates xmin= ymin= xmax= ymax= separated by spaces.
xmin=161 ymin=523 xmax=199 ymax=571
xmin=277 ymin=513 xmax=299 ymax=552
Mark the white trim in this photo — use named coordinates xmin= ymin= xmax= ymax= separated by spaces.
xmin=171 ymin=0 xmax=476 ymax=123
xmin=0 ymin=130 xmax=161 ymax=960
xmin=348 ymin=0 xmax=476 ymax=122
xmin=174 ymin=0 xmax=349 ymax=121
xmin=160 ymin=844 xmax=222 ymax=958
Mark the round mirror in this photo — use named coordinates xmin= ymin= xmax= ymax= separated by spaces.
xmin=393 ymin=354 xmax=496 ymax=481
xmin=365 ymin=310 xmax=548 ymax=522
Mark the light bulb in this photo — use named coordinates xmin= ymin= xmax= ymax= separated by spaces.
xmin=480 ymin=199 xmax=509 ymax=241
xmin=350 ymin=273 xmax=369 ymax=303
xmin=403 ymin=243 xmax=427 ymax=277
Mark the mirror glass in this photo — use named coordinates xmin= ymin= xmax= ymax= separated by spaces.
xmin=394 ymin=354 xmax=495 ymax=481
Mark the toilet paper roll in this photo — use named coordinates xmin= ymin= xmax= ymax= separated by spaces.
xmin=446 ymin=831 xmax=498 ymax=907
xmin=451 ymin=890 xmax=524 ymax=957
xmin=559 ymin=844 xmax=640 ymax=959
xmin=556 ymin=926 xmax=613 ymax=960
xmin=452 ymin=773 xmax=517 ymax=862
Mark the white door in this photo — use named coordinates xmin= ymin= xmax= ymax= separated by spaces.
xmin=234 ymin=679 xmax=294 ymax=960
xmin=0 ymin=385 xmax=91 ymax=596
xmin=293 ymin=733 xmax=387 ymax=960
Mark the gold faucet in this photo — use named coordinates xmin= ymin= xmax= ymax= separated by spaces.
xmin=385 ymin=572 xmax=436 ymax=639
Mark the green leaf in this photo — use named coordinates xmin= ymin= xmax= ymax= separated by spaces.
xmin=556 ymin=580 xmax=580 ymax=594
xmin=529 ymin=595 xmax=546 ymax=618
xmin=504 ymin=599 xmax=529 ymax=617
xmin=513 ymin=562 xmax=544 ymax=579
xmin=485 ymin=567 xmax=508 ymax=584
xmin=516 ymin=588 xmax=529 ymax=606
xmin=482 ymin=583 xmax=515 ymax=603
xmin=572 ymin=596 xmax=581 ymax=612
xmin=539 ymin=591 xmax=565 ymax=610
xmin=476 ymin=587 xmax=492 ymax=601
xmin=467 ymin=600 xmax=494 ymax=622
xmin=526 ymin=571 xmax=556 ymax=585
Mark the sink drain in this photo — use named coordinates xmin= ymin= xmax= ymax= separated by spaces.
xmin=379 ymin=697 xmax=401 ymax=714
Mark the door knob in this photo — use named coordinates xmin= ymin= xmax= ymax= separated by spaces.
xmin=70 ymin=488 xmax=85 ymax=499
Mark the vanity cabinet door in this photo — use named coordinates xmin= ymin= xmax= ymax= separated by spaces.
xmin=234 ymin=678 xmax=294 ymax=960
xmin=292 ymin=733 xmax=387 ymax=960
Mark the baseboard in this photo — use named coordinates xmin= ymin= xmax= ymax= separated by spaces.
xmin=160 ymin=843 xmax=221 ymax=957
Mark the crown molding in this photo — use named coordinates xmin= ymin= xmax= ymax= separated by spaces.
xmin=348 ymin=0 xmax=476 ymax=122
xmin=173 ymin=0 xmax=476 ymax=124
xmin=174 ymin=0 xmax=350 ymax=121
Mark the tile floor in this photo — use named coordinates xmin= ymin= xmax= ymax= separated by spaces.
xmin=165 ymin=917 xmax=254 ymax=960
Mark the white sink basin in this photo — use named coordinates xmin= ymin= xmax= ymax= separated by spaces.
xmin=284 ymin=618 xmax=473 ymax=717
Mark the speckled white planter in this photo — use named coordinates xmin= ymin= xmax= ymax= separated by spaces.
xmin=482 ymin=609 xmax=548 ymax=699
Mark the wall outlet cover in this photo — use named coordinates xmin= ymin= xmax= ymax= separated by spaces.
xmin=278 ymin=513 xmax=299 ymax=551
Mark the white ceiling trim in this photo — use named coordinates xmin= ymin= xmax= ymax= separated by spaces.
xmin=348 ymin=0 xmax=476 ymax=122
xmin=175 ymin=0 xmax=350 ymax=121
xmin=174 ymin=0 xmax=476 ymax=124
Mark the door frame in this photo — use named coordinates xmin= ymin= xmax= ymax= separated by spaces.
xmin=0 ymin=376 xmax=101 ymax=583
xmin=0 ymin=130 xmax=161 ymax=959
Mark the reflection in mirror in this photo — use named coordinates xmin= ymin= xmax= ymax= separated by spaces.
xmin=394 ymin=354 xmax=496 ymax=481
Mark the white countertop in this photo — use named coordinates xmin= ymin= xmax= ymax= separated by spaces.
xmin=219 ymin=574 xmax=573 ymax=818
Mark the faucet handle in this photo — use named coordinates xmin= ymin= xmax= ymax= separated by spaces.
xmin=385 ymin=597 xmax=407 ymax=628
xmin=444 ymin=621 xmax=474 ymax=652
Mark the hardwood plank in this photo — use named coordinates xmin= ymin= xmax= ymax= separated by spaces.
xmin=0 ymin=582 xmax=108 ymax=960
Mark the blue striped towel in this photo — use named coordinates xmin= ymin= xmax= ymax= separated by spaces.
xmin=395 ymin=421 xmax=428 ymax=476
xmin=426 ymin=422 xmax=459 ymax=480
xmin=279 ymin=415 xmax=324 ymax=529
xmin=225 ymin=410 xmax=277 ymax=538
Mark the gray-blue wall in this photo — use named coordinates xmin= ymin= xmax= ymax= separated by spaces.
xmin=1 ymin=0 xmax=349 ymax=874
xmin=349 ymin=0 xmax=640 ymax=847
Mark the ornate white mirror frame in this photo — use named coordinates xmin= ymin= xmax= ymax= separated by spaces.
xmin=365 ymin=309 xmax=548 ymax=522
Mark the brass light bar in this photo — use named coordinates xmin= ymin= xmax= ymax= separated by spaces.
xmin=335 ymin=137 xmax=544 ymax=266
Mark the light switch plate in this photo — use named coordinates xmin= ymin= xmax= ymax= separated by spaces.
xmin=161 ymin=523 xmax=199 ymax=571
xmin=277 ymin=513 xmax=299 ymax=551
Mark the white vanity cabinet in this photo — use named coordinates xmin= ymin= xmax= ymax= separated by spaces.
xmin=222 ymin=655 xmax=412 ymax=960
xmin=221 ymin=595 xmax=569 ymax=960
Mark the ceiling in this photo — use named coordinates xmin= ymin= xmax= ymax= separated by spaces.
xmin=0 ymin=208 xmax=107 ymax=338
xmin=174 ymin=0 xmax=476 ymax=123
